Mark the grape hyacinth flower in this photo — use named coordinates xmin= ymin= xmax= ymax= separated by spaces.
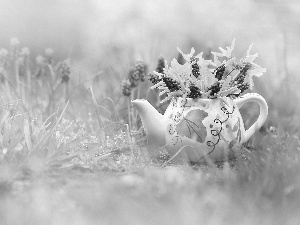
xmin=156 ymin=56 xmax=165 ymax=74
xmin=59 ymin=61 xmax=71 ymax=83
xmin=121 ymin=78 xmax=132 ymax=96
xmin=121 ymin=59 xmax=147 ymax=96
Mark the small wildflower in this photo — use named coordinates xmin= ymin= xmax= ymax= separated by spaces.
xmin=135 ymin=59 xmax=146 ymax=81
xmin=59 ymin=61 xmax=71 ymax=83
xmin=208 ymin=82 xmax=221 ymax=98
xmin=45 ymin=48 xmax=54 ymax=64
xmin=121 ymin=79 xmax=132 ymax=96
xmin=231 ymin=61 xmax=243 ymax=70
xmin=10 ymin=37 xmax=20 ymax=46
xmin=177 ymin=47 xmax=196 ymax=61
xmin=36 ymin=55 xmax=45 ymax=65
xmin=126 ymin=59 xmax=147 ymax=88
xmin=237 ymin=83 xmax=249 ymax=93
xmin=128 ymin=68 xmax=139 ymax=88
xmin=242 ymin=45 xmax=266 ymax=89
xmin=230 ymin=62 xmax=251 ymax=90
xmin=269 ymin=126 xmax=277 ymax=135
xmin=20 ymin=47 xmax=30 ymax=56
xmin=187 ymin=85 xmax=202 ymax=99
xmin=147 ymin=56 xmax=166 ymax=86
xmin=45 ymin=48 xmax=54 ymax=56
xmin=148 ymin=72 xmax=161 ymax=85
xmin=162 ymin=77 xmax=181 ymax=92
xmin=131 ymin=59 xmax=147 ymax=84
xmin=240 ymin=62 xmax=252 ymax=75
xmin=0 ymin=48 xmax=8 ymax=58
xmin=156 ymin=56 xmax=165 ymax=73
xmin=190 ymin=57 xmax=200 ymax=78
xmin=167 ymin=59 xmax=194 ymax=88
xmin=62 ymin=74 xmax=70 ymax=83
xmin=214 ymin=64 xmax=226 ymax=80
xmin=211 ymin=39 xmax=235 ymax=67
xmin=219 ymin=38 xmax=235 ymax=58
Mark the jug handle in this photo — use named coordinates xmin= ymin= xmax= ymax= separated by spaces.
xmin=234 ymin=93 xmax=268 ymax=143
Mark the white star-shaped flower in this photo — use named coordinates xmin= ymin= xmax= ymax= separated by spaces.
xmin=243 ymin=44 xmax=266 ymax=89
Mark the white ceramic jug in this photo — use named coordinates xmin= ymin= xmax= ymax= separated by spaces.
xmin=132 ymin=93 xmax=268 ymax=163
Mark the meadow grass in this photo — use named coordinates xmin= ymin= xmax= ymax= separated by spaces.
xmin=0 ymin=38 xmax=299 ymax=225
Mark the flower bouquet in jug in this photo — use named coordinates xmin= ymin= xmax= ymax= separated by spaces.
xmin=132 ymin=39 xmax=268 ymax=163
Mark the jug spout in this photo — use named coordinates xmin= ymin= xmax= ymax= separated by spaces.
xmin=132 ymin=99 xmax=167 ymax=147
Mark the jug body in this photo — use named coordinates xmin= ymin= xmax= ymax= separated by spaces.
xmin=132 ymin=93 xmax=268 ymax=163
xmin=164 ymin=96 xmax=245 ymax=162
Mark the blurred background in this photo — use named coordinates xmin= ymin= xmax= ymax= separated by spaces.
xmin=0 ymin=0 xmax=299 ymax=131
xmin=0 ymin=2 xmax=300 ymax=224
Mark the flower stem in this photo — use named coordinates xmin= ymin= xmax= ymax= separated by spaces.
xmin=127 ymin=97 xmax=132 ymax=130
xmin=15 ymin=60 xmax=20 ymax=94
